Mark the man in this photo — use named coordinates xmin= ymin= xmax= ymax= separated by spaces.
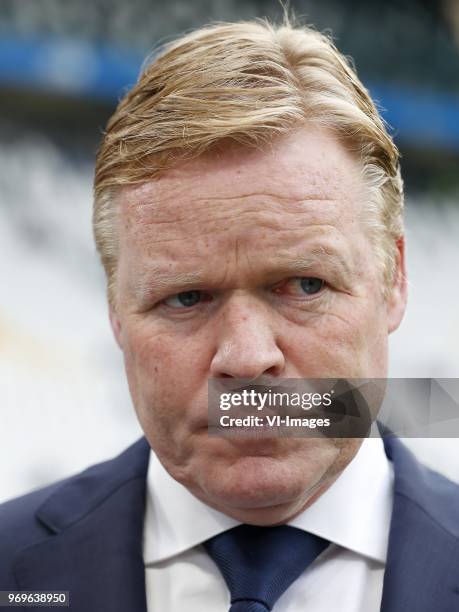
xmin=1 ymin=18 xmax=459 ymax=612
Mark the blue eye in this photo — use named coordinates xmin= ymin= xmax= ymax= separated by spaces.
xmin=299 ymin=278 xmax=324 ymax=294
xmin=273 ymin=277 xmax=325 ymax=299
xmin=164 ymin=291 xmax=202 ymax=308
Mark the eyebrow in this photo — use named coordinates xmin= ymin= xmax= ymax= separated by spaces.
xmin=273 ymin=250 xmax=354 ymax=281
xmin=132 ymin=247 xmax=354 ymax=302
xmin=131 ymin=271 xmax=208 ymax=303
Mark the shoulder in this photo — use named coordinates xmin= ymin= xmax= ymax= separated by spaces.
xmin=385 ymin=436 xmax=459 ymax=537
xmin=0 ymin=479 xmax=70 ymax=588
xmin=0 ymin=437 xmax=150 ymax=587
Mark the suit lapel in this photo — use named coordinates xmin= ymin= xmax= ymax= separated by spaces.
xmin=381 ymin=436 xmax=459 ymax=612
xmin=14 ymin=438 xmax=151 ymax=612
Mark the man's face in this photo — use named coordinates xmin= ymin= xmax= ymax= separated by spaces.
xmin=110 ymin=128 xmax=407 ymax=525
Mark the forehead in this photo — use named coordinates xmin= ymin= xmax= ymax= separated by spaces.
xmin=117 ymin=128 xmax=366 ymax=284
xmin=120 ymin=127 xmax=362 ymax=231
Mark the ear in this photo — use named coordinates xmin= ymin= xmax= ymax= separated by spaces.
xmin=109 ymin=303 xmax=124 ymax=350
xmin=387 ymin=236 xmax=408 ymax=333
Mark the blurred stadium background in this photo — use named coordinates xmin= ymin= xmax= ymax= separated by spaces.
xmin=1 ymin=0 xmax=458 ymax=503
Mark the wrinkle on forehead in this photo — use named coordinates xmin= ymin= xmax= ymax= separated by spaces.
xmin=116 ymin=128 xmax=367 ymax=294
xmin=121 ymin=194 xmax=348 ymax=239
xmin=119 ymin=127 xmax=362 ymax=225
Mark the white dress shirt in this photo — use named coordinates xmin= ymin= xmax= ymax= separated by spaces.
xmin=143 ymin=437 xmax=394 ymax=611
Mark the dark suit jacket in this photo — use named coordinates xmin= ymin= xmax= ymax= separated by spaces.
xmin=1 ymin=436 xmax=459 ymax=611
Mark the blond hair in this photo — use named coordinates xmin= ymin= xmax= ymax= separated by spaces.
xmin=93 ymin=19 xmax=404 ymax=306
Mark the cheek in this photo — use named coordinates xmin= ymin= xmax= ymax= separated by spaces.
xmin=121 ymin=325 xmax=194 ymax=465
xmin=119 ymin=328 xmax=169 ymax=445
xmin=281 ymin=299 xmax=388 ymax=377
xmin=122 ymin=321 xmax=212 ymax=419
xmin=125 ymin=316 xmax=176 ymax=365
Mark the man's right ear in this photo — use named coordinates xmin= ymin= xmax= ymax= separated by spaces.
xmin=109 ymin=304 xmax=124 ymax=350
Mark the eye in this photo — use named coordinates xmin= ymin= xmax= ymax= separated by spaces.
xmin=298 ymin=277 xmax=324 ymax=295
xmin=273 ymin=277 xmax=325 ymax=298
xmin=163 ymin=289 xmax=212 ymax=309
xmin=163 ymin=290 xmax=203 ymax=308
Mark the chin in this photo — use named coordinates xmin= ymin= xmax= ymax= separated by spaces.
xmin=190 ymin=450 xmax=333 ymax=522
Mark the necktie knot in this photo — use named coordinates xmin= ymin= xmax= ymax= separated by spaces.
xmin=203 ymin=524 xmax=329 ymax=611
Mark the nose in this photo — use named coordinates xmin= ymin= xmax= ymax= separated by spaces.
xmin=209 ymin=295 xmax=285 ymax=380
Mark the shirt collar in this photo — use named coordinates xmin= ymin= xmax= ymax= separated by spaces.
xmin=144 ymin=435 xmax=393 ymax=565
xmin=289 ymin=435 xmax=394 ymax=563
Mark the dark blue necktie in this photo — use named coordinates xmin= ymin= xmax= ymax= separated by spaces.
xmin=203 ymin=524 xmax=329 ymax=611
